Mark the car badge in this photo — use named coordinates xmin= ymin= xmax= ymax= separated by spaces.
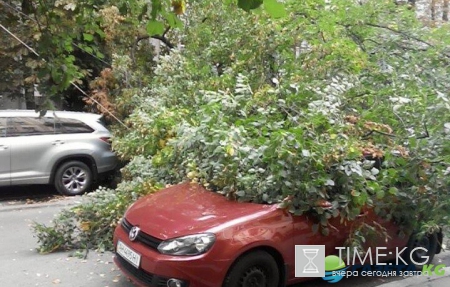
xmin=129 ymin=226 xmax=140 ymax=241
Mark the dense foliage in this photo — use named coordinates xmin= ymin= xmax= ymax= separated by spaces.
xmin=32 ymin=0 xmax=450 ymax=253
xmin=0 ymin=0 xmax=281 ymax=109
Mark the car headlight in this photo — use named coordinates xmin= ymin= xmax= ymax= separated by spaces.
xmin=157 ymin=233 xmax=216 ymax=256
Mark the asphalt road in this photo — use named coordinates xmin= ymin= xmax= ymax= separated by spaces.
xmin=0 ymin=186 xmax=449 ymax=287
xmin=0 ymin=186 xmax=132 ymax=287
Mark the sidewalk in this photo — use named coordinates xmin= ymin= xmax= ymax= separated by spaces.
xmin=378 ymin=267 xmax=450 ymax=287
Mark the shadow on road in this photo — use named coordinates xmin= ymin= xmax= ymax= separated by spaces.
xmin=0 ymin=185 xmax=61 ymax=203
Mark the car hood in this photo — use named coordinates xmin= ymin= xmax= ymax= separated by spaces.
xmin=124 ymin=182 xmax=277 ymax=240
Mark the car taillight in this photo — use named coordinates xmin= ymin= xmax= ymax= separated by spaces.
xmin=99 ymin=137 xmax=112 ymax=145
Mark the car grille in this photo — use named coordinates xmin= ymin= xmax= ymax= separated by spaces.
xmin=121 ymin=218 xmax=163 ymax=250
xmin=115 ymin=253 xmax=169 ymax=287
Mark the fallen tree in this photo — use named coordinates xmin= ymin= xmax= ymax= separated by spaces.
xmin=34 ymin=0 xmax=450 ymax=254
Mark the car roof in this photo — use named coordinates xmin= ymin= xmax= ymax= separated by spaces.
xmin=0 ymin=109 xmax=102 ymax=121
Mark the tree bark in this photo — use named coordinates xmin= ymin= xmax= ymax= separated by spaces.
xmin=431 ymin=0 xmax=436 ymax=21
xmin=444 ymin=0 xmax=449 ymax=21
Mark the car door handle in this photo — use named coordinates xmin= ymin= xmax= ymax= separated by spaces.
xmin=0 ymin=145 xmax=8 ymax=150
xmin=52 ymin=140 xmax=65 ymax=145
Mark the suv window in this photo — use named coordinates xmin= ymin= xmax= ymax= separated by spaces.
xmin=0 ymin=118 xmax=6 ymax=137
xmin=97 ymin=116 xmax=110 ymax=129
xmin=55 ymin=118 xmax=94 ymax=134
xmin=7 ymin=117 xmax=56 ymax=137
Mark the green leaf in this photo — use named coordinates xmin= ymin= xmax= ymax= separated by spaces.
xmin=376 ymin=190 xmax=385 ymax=199
xmin=84 ymin=46 xmax=93 ymax=54
xmin=263 ymin=0 xmax=287 ymax=18
xmin=96 ymin=51 xmax=104 ymax=59
xmin=164 ymin=12 xmax=183 ymax=29
xmin=238 ymin=0 xmax=263 ymax=12
xmin=388 ymin=187 xmax=398 ymax=195
xmin=151 ymin=0 xmax=163 ymax=19
xmin=96 ymin=29 xmax=106 ymax=39
xmin=146 ymin=20 xmax=165 ymax=36
xmin=83 ymin=33 xmax=94 ymax=42
xmin=51 ymin=68 xmax=62 ymax=84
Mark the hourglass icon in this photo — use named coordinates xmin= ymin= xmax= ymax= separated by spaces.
xmin=303 ymin=249 xmax=319 ymax=273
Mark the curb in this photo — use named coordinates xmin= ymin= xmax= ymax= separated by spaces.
xmin=0 ymin=196 xmax=81 ymax=212
xmin=377 ymin=266 xmax=450 ymax=287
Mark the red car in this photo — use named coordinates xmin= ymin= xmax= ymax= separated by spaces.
xmin=113 ymin=183 xmax=441 ymax=287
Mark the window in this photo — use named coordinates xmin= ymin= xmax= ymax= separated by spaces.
xmin=55 ymin=118 xmax=94 ymax=134
xmin=7 ymin=117 xmax=56 ymax=137
xmin=0 ymin=118 xmax=6 ymax=137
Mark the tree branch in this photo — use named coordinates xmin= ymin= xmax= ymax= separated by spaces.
xmin=162 ymin=26 xmax=170 ymax=38
xmin=150 ymin=35 xmax=175 ymax=49
xmin=366 ymin=23 xmax=434 ymax=48
xmin=344 ymin=27 xmax=367 ymax=52
xmin=363 ymin=122 xmax=430 ymax=141
xmin=362 ymin=129 xmax=397 ymax=140
xmin=132 ymin=30 xmax=174 ymax=63
xmin=136 ymin=27 xmax=175 ymax=50
xmin=416 ymin=122 xmax=429 ymax=139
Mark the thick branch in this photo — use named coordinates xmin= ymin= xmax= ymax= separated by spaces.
xmin=136 ymin=27 xmax=174 ymax=50
xmin=132 ymin=28 xmax=174 ymax=63
xmin=150 ymin=35 xmax=175 ymax=49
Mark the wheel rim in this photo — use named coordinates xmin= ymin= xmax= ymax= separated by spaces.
xmin=412 ymin=236 xmax=430 ymax=262
xmin=240 ymin=267 xmax=267 ymax=287
xmin=62 ymin=166 xmax=88 ymax=193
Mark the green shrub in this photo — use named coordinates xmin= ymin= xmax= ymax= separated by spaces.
xmin=33 ymin=181 xmax=161 ymax=253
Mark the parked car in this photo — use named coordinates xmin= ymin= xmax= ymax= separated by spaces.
xmin=113 ymin=183 xmax=442 ymax=287
xmin=0 ymin=110 xmax=118 ymax=195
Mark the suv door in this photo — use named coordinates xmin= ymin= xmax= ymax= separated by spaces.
xmin=0 ymin=117 xmax=10 ymax=186
xmin=9 ymin=116 xmax=59 ymax=185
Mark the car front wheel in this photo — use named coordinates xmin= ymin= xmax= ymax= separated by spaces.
xmin=54 ymin=161 xmax=93 ymax=196
xmin=223 ymin=251 xmax=279 ymax=287
xmin=404 ymin=232 xmax=438 ymax=267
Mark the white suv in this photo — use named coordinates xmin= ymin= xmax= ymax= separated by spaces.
xmin=0 ymin=110 xmax=118 ymax=195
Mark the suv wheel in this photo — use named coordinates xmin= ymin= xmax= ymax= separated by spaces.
xmin=54 ymin=161 xmax=93 ymax=195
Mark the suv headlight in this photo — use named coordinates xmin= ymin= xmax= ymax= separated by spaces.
xmin=157 ymin=233 xmax=216 ymax=256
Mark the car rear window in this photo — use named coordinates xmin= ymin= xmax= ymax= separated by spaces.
xmin=97 ymin=115 xmax=111 ymax=129
xmin=55 ymin=118 xmax=94 ymax=134
xmin=0 ymin=118 xmax=6 ymax=137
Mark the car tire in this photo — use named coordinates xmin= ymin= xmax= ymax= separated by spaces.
xmin=403 ymin=232 xmax=438 ymax=267
xmin=223 ymin=251 xmax=279 ymax=287
xmin=54 ymin=161 xmax=93 ymax=196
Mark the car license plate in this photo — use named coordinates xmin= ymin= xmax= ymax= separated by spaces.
xmin=117 ymin=240 xmax=141 ymax=268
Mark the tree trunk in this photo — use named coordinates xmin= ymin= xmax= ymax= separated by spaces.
xmin=431 ymin=0 xmax=436 ymax=21
xmin=444 ymin=0 xmax=449 ymax=21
